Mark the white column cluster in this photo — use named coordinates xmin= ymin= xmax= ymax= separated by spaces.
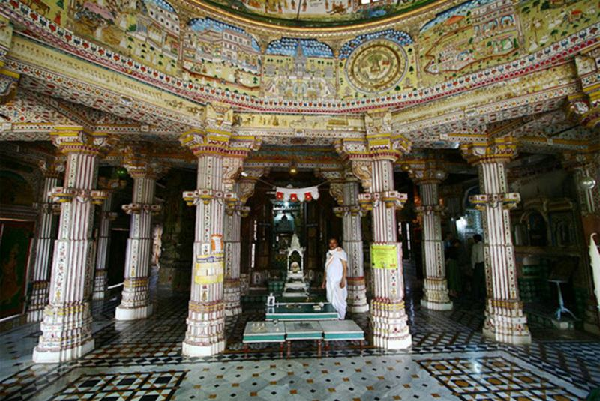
xmin=33 ymin=129 xmax=110 ymax=363
xmin=463 ymin=140 xmax=531 ymax=345
xmin=181 ymin=150 xmax=228 ymax=356
xmin=115 ymin=159 xmax=161 ymax=321
xmin=340 ymin=180 xmax=368 ymax=313
xmin=418 ymin=181 xmax=452 ymax=310
xmin=27 ymin=158 xmax=62 ymax=322
xmin=93 ymin=190 xmax=117 ymax=300
xmin=356 ymin=157 xmax=412 ymax=350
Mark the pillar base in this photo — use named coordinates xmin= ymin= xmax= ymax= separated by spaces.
xmin=348 ymin=304 xmax=370 ymax=314
xmin=370 ymin=299 xmax=412 ymax=350
xmin=482 ymin=325 xmax=532 ymax=345
xmin=27 ymin=309 xmax=44 ymax=323
xmin=182 ymin=339 xmax=226 ymax=357
xmin=32 ymin=338 xmax=94 ymax=364
xmin=421 ymin=298 xmax=453 ymax=311
xmin=372 ymin=334 xmax=412 ymax=350
xmin=347 ymin=283 xmax=369 ymax=314
xmin=482 ymin=300 xmax=532 ymax=345
xmin=92 ymin=274 xmax=107 ymax=300
xmin=115 ymin=304 xmax=153 ymax=320
xmin=225 ymin=304 xmax=242 ymax=316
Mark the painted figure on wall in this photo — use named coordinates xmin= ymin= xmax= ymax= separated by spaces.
xmin=68 ymin=0 xmax=180 ymax=73
xmin=182 ymin=18 xmax=261 ymax=93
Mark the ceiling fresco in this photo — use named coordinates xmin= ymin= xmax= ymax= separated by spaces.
xmin=194 ymin=0 xmax=438 ymax=27
xmin=0 ymin=0 xmax=594 ymax=105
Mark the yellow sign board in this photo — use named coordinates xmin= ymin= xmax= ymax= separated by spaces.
xmin=371 ymin=244 xmax=398 ymax=269
xmin=194 ymin=253 xmax=224 ymax=285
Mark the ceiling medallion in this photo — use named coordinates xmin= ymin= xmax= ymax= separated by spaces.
xmin=346 ymin=39 xmax=408 ymax=93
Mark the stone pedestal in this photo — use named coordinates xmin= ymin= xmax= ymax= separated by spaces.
xmin=116 ymin=156 xmax=161 ymax=321
xmin=33 ymin=129 xmax=109 ymax=363
xmin=27 ymin=159 xmax=62 ymax=323
xmin=463 ymin=139 xmax=531 ymax=345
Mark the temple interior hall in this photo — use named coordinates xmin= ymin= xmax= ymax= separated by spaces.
xmin=0 ymin=0 xmax=600 ymax=399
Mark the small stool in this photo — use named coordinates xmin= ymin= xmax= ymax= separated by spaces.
xmin=548 ymin=279 xmax=576 ymax=321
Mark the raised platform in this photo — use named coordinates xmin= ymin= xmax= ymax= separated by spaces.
xmin=266 ymin=302 xmax=339 ymax=321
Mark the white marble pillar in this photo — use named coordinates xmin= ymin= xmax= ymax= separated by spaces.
xmin=33 ymin=129 xmax=110 ymax=363
xmin=93 ymin=192 xmax=116 ymax=300
xmin=224 ymin=191 xmax=245 ymax=316
xmin=181 ymin=150 xmax=228 ymax=356
xmin=358 ymin=158 xmax=411 ymax=349
xmin=27 ymin=159 xmax=62 ymax=323
xmin=115 ymin=164 xmax=160 ymax=320
xmin=418 ymin=181 xmax=452 ymax=310
xmin=464 ymin=141 xmax=531 ymax=345
xmin=341 ymin=181 xmax=368 ymax=313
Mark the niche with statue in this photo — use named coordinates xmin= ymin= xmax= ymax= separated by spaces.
xmin=282 ymin=234 xmax=309 ymax=298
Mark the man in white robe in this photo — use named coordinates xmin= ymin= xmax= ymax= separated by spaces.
xmin=322 ymin=238 xmax=347 ymax=319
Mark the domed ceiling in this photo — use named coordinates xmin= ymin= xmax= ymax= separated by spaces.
xmin=194 ymin=0 xmax=439 ymax=27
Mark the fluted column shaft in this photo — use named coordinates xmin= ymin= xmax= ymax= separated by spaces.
xmin=93 ymin=193 xmax=114 ymax=300
xmin=115 ymin=175 xmax=157 ymax=320
xmin=419 ymin=182 xmax=452 ymax=310
xmin=27 ymin=170 xmax=60 ymax=322
xmin=342 ymin=181 xmax=368 ymax=313
xmin=182 ymin=153 xmax=227 ymax=357
xmin=477 ymin=161 xmax=531 ymax=344
xmin=224 ymin=192 xmax=243 ymax=316
xmin=368 ymin=158 xmax=412 ymax=349
xmin=33 ymin=133 xmax=107 ymax=363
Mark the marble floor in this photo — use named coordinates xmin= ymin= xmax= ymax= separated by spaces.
xmin=1 ymin=266 xmax=599 ymax=401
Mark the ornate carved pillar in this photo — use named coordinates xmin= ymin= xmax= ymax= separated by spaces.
xmin=331 ymin=174 xmax=368 ymax=313
xmin=461 ymin=138 xmax=531 ymax=345
xmin=409 ymin=155 xmax=452 ymax=310
xmin=339 ymin=110 xmax=412 ymax=350
xmin=179 ymin=105 xmax=237 ymax=356
xmin=26 ymin=157 xmax=63 ymax=323
xmin=33 ymin=128 xmax=111 ymax=363
xmin=92 ymin=178 xmax=122 ymax=300
xmin=115 ymin=148 xmax=163 ymax=320
xmin=222 ymin=156 xmax=249 ymax=317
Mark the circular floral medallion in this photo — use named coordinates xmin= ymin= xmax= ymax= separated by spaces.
xmin=346 ymin=39 xmax=408 ymax=93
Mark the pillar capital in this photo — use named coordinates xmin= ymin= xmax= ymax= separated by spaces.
xmin=406 ymin=154 xmax=448 ymax=185
xmin=238 ymin=167 xmax=265 ymax=204
xmin=460 ymin=137 xmax=518 ymax=165
xmin=50 ymin=128 xmax=113 ymax=155
xmin=38 ymin=156 xmax=65 ymax=179
xmin=122 ymin=146 xmax=168 ymax=179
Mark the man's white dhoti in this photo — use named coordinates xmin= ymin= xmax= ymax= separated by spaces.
xmin=326 ymin=248 xmax=347 ymax=319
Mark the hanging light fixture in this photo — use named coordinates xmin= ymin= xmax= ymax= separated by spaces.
xmin=289 ymin=158 xmax=298 ymax=175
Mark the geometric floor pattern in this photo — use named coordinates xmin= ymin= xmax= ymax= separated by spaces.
xmin=51 ymin=371 xmax=187 ymax=401
xmin=0 ymin=265 xmax=598 ymax=400
xmin=418 ymin=355 xmax=585 ymax=400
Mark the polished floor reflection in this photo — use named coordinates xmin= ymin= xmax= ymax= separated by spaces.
xmin=0 ymin=265 xmax=598 ymax=400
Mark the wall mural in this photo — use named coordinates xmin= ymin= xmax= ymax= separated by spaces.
xmin=418 ymin=0 xmax=523 ymax=84
xmin=339 ymin=29 xmax=416 ymax=98
xmin=183 ymin=17 xmax=261 ymax=94
xmin=262 ymin=38 xmax=336 ymax=100
xmin=17 ymin=0 xmax=600 ymax=101
xmin=67 ymin=0 xmax=180 ymax=74
xmin=199 ymin=0 xmax=436 ymax=27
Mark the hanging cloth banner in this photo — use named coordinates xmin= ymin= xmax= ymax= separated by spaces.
xmin=275 ymin=186 xmax=320 ymax=202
